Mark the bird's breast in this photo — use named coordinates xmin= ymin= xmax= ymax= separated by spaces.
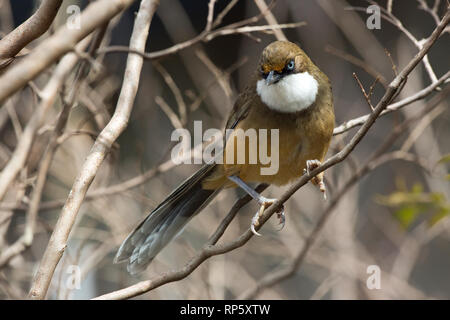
xmin=256 ymin=72 xmax=319 ymax=113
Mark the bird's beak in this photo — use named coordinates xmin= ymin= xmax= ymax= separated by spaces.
xmin=265 ymin=70 xmax=281 ymax=85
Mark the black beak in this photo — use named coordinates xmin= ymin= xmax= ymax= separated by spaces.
xmin=265 ymin=70 xmax=281 ymax=85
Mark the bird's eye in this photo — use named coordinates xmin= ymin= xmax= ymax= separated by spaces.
xmin=261 ymin=68 xmax=268 ymax=79
xmin=286 ymin=60 xmax=295 ymax=71
xmin=260 ymin=67 xmax=267 ymax=77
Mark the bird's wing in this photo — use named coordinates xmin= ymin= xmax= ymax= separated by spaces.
xmin=225 ymin=80 xmax=257 ymax=130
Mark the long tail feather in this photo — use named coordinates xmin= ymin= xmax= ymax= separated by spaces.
xmin=114 ymin=164 xmax=219 ymax=275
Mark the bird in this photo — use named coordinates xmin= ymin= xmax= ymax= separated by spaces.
xmin=114 ymin=40 xmax=335 ymax=275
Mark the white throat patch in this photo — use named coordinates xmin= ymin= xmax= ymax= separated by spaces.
xmin=256 ymin=72 xmax=318 ymax=113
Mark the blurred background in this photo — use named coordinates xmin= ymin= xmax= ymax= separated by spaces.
xmin=0 ymin=0 xmax=449 ymax=299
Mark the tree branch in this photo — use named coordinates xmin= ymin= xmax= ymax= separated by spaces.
xmin=333 ymin=70 xmax=450 ymax=135
xmin=0 ymin=25 xmax=108 ymax=270
xmin=28 ymin=0 xmax=160 ymax=300
xmin=0 ymin=0 xmax=137 ymax=105
xmin=0 ymin=36 xmax=92 ymax=203
xmin=0 ymin=0 xmax=63 ymax=70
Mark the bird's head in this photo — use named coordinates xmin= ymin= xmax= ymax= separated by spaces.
xmin=256 ymin=41 xmax=320 ymax=113
xmin=258 ymin=41 xmax=313 ymax=85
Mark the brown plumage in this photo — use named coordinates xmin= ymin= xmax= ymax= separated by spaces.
xmin=115 ymin=41 xmax=335 ymax=274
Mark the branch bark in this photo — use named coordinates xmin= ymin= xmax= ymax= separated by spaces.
xmin=0 ymin=0 xmax=63 ymax=70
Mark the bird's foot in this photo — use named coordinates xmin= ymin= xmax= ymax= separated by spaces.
xmin=251 ymin=197 xmax=285 ymax=236
xmin=304 ymin=159 xmax=327 ymax=200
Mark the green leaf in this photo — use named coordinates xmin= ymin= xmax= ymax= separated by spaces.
xmin=430 ymin=192 xmax=445 ymax=204
xmin=394 ymin=206 xmax=420 ymax=229
xmin=430 ymin=207 xmax=450 ymax=226
xmin=412 ymin=183 xmax=423 ymax=194
xmin=378 ymin=180 xmax=450 ymax=229
xmin=438 ymin=154 xmax=450 ymax=164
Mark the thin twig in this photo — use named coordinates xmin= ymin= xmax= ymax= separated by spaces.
xmin=155 ymin=96 xmax=183 ymax=130
xmin=212 ymin=0 xmax=240 ymax=28
xmin=384 ymin=48 xmax=398 ymax=77
xmin=195 ymin=50 xmax=234 ymax=101
xmin=97 ymin=3 xmax=305 ymax=62
xmin=0 ymin=37 xmax=91 ymax=202
xmin=5 ymin=99 xmax=22 ymax=139
xmin=205 ymin=0 xmax=217 ymax=33
xmin=417 ymin=0 xmax=441 ymax=26
xmin=387 ymin=0 xmax=394 ymax=13
xmin=253 ymin=0 xmax=287 ymax=41
xmin=333 ymin=70 xmax=449 ymax=135
xmin=352 ymin=72 xmax=375 ymax=111
xmin=97 ymin=21 xmax=307 ymax=60
xmin=325 ymin=45 xmax=388 ymax=87
xmin=153 ymin=62 xmax=187 ymax=125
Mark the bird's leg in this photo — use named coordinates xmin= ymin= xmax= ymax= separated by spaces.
xmin=228 ymin=176 xmax=285 ymax=236
xmin=304 ymin=159 xmax=327 ymax=200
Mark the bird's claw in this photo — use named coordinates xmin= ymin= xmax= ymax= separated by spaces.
xmin=251 ymin=212 xmax=262 ymax=236
xmin=275 ymin=206 xmax=286 ymax=231
xmin=250 ymin=197 xmax=285 ymax=236
xmin=318 ymin=180 xmax=327 ymax=200
xmin=305 ymin=159 xmax=327 ymax=200
xmin=306 ymin=159 xmax=321 ymax=175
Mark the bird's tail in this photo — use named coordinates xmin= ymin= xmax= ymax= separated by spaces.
xmin=114 ymin=164 xmax=219 ymax=275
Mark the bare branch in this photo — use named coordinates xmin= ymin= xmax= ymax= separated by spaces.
xmin=387 ymin=0 xmax=394 ymax=13
xmin=361 ymin=0 xmax=441 ymax=83
xmin=384 ymin=48 xmax=398 ymax=77
xmin=325 ymin=45 xmax=388 ymax=87
xmin=195 ymin=50 xmax=234 ymax=102
xmin=0 ymin=25 xmax=108 ymax=270
xmin=253 ymin=0 xmax=287 ymax=41
xmin=97 ymin=21 xmax=307 ymax=60
xmin=417 ymin=0 xmax=441 ymax=26
xmin=97 ymin=1 xmax=305 ymax=61
xmin=205 ymin=0 xmax=217 ymax=33
xmin=204 ymin=22 xmax=307 ymax=41
xmin=153 ymin=62 xmax=187 ymax=125
xmin=333 ymin=70 xmax=450 ymax=135
xmin=0 ymin=0 xmax=63 ymax=70
xmin=155 ymin=96 xmax=183 ymax=130
xmin=211 ymin=0 xmax=240 ymax=28
xmin=352 ymin=72 xmax=375 ymax=111
xmin=0 ymin=0 xmax=137 ymax=105
xmin=28 ymin=0 xmax=160 ymax=300
xmin=0 ymin=37 xmax=92 ymax=202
